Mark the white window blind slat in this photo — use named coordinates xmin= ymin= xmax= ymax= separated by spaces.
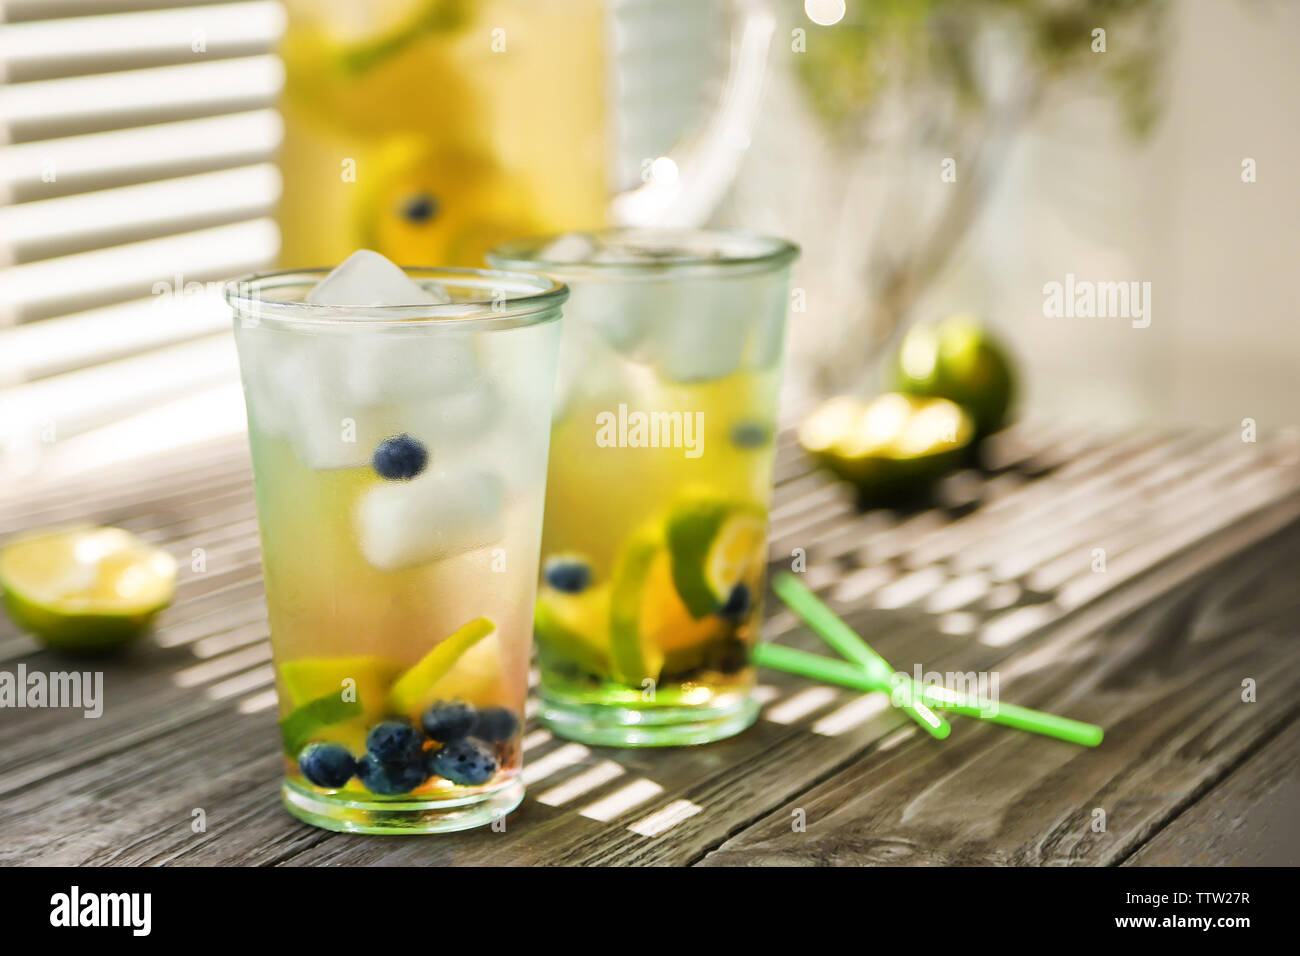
xmin=0 ymin=109 xmax=283 ymax=202
xmin=1 ymin=162 xmax=281 ymax=262
xmin=0 ymin=218 xmax=280 ymax=324
xmin=0 ymin=54 xmax=284 ymax=140
xmin=0 ymin=0 xmax=236 ymax=22
xmin=0 ymin=334 xmax=240 ymax=457
xmin=0 ymin=2 xmax=286 ymax=81
xmin=0 ymin=289 xmax=231 ymax=386
xmin=0 ymin=382 xmax=249 ymax=488
xmin=0 ymin=2 xmax=283 ymax=484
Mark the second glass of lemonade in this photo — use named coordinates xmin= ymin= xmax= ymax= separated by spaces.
xmin=489 ymin=231 xmax=799 ymax=746
xmin=226 ymin=263 xmax=565 ymax=833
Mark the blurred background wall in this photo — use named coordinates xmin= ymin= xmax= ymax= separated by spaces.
xmin=1 ymin=0 xmax=1296 ymax=488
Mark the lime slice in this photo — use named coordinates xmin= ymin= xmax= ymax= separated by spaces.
xmin=279 ymin=655 xmax=403 ymax=717
xmin=665 ymin=501 xmax=766 ymax=619
xmin=607 ymin=528 xmax=666 ymax=686
xmin=0 ymin=526 xmax=177 ymax=652
xmin=279 ymin=692 xmax=363 ymax=757
xmin=535 ymin=583 xmax=612 ymax=677
xmin=386 ymin=616 xmax=495 ymax=717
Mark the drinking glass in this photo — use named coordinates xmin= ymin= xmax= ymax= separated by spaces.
xmin=490 ymin=230 xmax=798 ymax=746
xmin=225 ymin=267 xmax=565 ymax=832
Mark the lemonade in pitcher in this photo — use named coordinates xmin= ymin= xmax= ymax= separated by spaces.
xmin=276 ymin=0 xmax=609 ymax=268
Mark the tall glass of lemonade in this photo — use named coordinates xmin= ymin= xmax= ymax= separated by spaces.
xmin=226 ymin=254 xmax=565 ymax=832
xmin=490 ymin=231 xmax=798 ymax=746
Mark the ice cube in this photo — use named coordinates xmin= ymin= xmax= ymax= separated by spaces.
xmin=566 ymin=279 xmax=662 ymax=363
xmin=741 ymin=272 xmax=792 ymax=371
xmin=339 ymin=334 xmax=479 ymax=407
xmin=473 ymin=322 xmax=560 ymax=428
xmin=651 ymin=278 xmax=748 ymax=382
xmin=356 ymin=468 xmax=505 ymax=571
xmin=293 ymin=401 xmax=390 ymax=470
xmin=404 ymin=380 xmax=501 ymax=454
xmin=255 ymin=337 xmax=391 ymax=469
xmin=306 ymin=249 xmax=451 ymax=308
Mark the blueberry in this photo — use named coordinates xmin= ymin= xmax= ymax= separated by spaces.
xmin=298 ymin=742 xmax=356 ymax=788
xmin=420 ymin=701 xmax=478 ymax=742
xmin=355 ymin=753 xmax=428 ymax=796
xmin=730 ymin=421 xmax=772 ymax=449
xmin=427 ymin=739 xmax=498 ymax=787
xmin=372 ymin=434 xmax=427 ymax=481
xmin=399 ymin=192 xmax=439 ymax=224
xmin=544 ymin=556 xmax=591 ymax=594
xmin=473 ymin=707 xmax=519 ymax=742
xmin=719 ymin=583 xmax=751 ymax=622
xmin=365 ymin=721 xmax=423 ymax=763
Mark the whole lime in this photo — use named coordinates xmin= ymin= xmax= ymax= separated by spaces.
xmin=891 ymin=314 xmax=1016 ymax=436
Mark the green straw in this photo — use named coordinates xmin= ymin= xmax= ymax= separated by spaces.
xmin=770 ymin=575 xmax=950 ymax=739
xmin=763 ymin=573 xmax=1104 ymax=748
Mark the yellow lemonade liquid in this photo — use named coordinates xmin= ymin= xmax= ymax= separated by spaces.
xmin=276 ymin=0 xmax=610 ymax=268
xmin=249 ymin=432 xmax=533 ymax=790
xmin=539 ymin=366 xmax=782 ymax=712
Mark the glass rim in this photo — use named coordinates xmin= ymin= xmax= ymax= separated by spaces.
xmin=223 ymin=266 xmax=569 ymax=331
xmin=486 ymin=228 xmax=800 ymax=279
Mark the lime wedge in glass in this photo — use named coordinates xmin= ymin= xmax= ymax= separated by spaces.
xmin=665 ymin=499 xmax=766 ymax=619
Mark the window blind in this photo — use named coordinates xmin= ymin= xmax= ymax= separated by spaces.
xmin=0 ymin=0 xmax=285 ymax=484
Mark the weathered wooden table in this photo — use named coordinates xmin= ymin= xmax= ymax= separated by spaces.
xmin=3 ymin=423 xmax=1299 ymax=866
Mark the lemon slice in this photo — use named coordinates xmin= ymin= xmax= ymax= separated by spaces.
xmin=640 ymin=551 xmax=728 ymax=652
xmin=665 ymin=500 xmax=766 ymax=619
xmin=535 ymin=583 xmax=612 ymax=678
xmin=386 ymin=616 xmax=495 ymax=717
xmin=0 ymin=526 xmax=177 ymax=652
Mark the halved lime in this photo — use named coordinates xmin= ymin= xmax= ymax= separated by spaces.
xmin=386 ymin=616 xmax=495 ymax=717
xmin=0 ymin=526 xmax=177 ymax=652
xmin=799 ymin=392 xmax=974 ymax=502
xmin=665 ymin=500 xmax=766 ymax=619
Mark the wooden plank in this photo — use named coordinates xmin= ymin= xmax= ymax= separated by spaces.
xmin=1122 ymin=727 xmax=1300 ymax=866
